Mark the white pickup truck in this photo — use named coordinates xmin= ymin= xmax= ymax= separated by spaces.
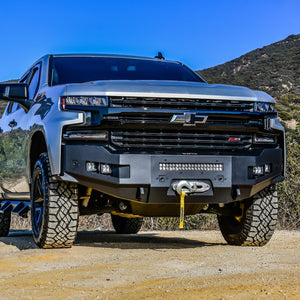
xmin=0 ymin=54 xmax=285 ymax=248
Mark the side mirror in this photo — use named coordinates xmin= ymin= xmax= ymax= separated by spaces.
xmin=0 ymin=83 xmax=32 ymax=112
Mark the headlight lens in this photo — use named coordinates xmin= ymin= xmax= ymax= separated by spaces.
xmin=61 ymin=96 xmax=108 ymax=110
xmin=254 ymin=102 xmax=275 ymax=112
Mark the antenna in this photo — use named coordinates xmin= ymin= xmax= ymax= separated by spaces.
xmin=155 ymin=52 xmax=165 ymax=60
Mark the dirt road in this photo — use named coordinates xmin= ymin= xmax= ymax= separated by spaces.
xmin=0 ymin=230 xmax=299 ymax=299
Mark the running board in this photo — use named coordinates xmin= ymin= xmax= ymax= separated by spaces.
xmin=0 ymin=194 xmax=31 ymax=218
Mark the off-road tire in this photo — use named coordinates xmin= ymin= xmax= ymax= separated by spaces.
xmin=0 ymin=212 xmax=11 ymax=237
xmin=218 ymin=185 xmax=278 ymax=246
xmin=111 ymin=214 xmax=143 ymax=234
xmin=31 ymin=153 xmax=79 ymax=248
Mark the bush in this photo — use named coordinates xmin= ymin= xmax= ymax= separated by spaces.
xmin=142 ymin=214 xmax=218 ymax=231
xmin=278 ymin=110 xmax=293 ymax=120
xmin=277 ymin=130 xmax=300 ymax=229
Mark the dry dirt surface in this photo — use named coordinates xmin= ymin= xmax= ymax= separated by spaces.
xmin=0 ymin=230 xmax=299 ymax=299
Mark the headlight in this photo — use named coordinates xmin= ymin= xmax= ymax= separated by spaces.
xmin=61 ymin=96 xmax=108 ymax=110
xmin=254 ymin=102 xmax=275 ymax=112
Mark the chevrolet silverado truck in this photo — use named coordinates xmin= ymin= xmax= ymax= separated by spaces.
xmin=0 ymin=54 xmax=285 ymax=248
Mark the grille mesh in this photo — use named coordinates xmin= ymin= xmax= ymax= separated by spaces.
xmin=110 ymin=130 xmax=252 ymax=151
xmin=109 ymin=97 xmax=254 ymax=111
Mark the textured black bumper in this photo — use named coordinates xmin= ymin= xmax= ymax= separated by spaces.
xmin=62 ymin=145 xmax=283 ymax=204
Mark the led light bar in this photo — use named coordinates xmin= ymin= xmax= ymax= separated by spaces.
xmin=159 ymin=163 xmax=224 ymax=171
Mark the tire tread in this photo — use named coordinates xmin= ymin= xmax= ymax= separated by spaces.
xmin=111 ymin=214 xmax=143 ymax=234
xmin=32 ymin=153 xmax=79 ymax=248
xmin=218 ymin=185 xmax=278 ymax=246
xmin=0 ymin=212 xmax=10 ymax=237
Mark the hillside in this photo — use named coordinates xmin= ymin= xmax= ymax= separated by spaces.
xmin=198 ymin=34 xmax=300 ymax=228
xmin=197 ymin=34 xmax=300 ymax=125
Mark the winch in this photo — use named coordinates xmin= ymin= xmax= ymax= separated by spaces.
xmin=172 ymin=180 xmax=210 ymax=228
xmin=172 ymin=180 xmax=210 ymax=195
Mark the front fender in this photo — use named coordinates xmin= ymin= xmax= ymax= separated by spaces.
xmin=44 ymin=110 xmax=84 ymax=176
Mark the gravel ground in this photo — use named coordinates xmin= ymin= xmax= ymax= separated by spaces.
xmin=0 ymin=230 xmax=299 ymax=299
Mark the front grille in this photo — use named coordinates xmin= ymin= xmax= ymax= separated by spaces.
xmin=109 ymin=97 xmax=254 ymax=112
xmin=103 ymin=114 xmax=263 ymax=127
xmin=110 ymin=130 xmax=252 ymax=151
xmin=90 ymin=97 xmax=277 ymax=153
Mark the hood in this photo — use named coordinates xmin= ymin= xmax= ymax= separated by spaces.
xmin=64 ymin=80 xmax=275 ymax=103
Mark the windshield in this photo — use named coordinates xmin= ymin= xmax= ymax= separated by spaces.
xmin=50 ymin=56 xmax=203 ymax=85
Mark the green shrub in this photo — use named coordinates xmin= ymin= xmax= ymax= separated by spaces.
xmin=279 ymin=110 xmax=293 ymax=120
xmin=277 ymin=130 xmax=300 ymax=229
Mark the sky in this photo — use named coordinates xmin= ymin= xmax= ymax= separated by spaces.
xmin=0 ymin=0 xmax=299 ymax=81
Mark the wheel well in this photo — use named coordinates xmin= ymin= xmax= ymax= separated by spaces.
xmin=30 ymin=132 xmax=47 ymax=176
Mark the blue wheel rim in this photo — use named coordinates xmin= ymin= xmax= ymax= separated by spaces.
xmin=32 ymin=168 xmax=45 ymax=237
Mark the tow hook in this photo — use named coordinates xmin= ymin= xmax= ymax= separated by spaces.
xmin=172 ymin=180 xmax=210 ymax=229
xmin=172 ymin=180 xmax=210 ymax=195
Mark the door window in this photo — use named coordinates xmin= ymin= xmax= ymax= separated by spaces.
xmin=28 ymin=65 xmax=41 ymax=99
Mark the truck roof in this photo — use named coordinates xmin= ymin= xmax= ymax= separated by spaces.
xmin=42 ymin=53 xmax=180 ymax=64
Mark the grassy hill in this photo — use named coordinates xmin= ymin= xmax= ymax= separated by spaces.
xmin=197 ymin=34 xmax=300 ymax=228
xmin=197 ymin=34 xmax=300 ymax=125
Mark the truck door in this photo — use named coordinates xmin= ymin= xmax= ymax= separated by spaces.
xmin=0 ymin=64 xmax=41 ymax=193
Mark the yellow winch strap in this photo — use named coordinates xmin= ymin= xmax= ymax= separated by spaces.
xmin=179 ymin=190 xmax=185 ymax=229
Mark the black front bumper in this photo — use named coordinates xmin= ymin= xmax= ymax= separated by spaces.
xmin=62 ymin=145 xmax=283 ymax=204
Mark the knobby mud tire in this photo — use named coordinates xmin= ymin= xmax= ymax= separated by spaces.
xmin=0 ymin=212 xmax=11 ymax=237
xmin=31 ymin=153 xmax=79 ymax=248
xmin=218 ymin=185 xmax=278 ymax=246
xmin=111 ymin=214 xmax=143 ymax=234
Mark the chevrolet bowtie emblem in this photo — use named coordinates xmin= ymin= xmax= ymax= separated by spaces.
xmin=169 ymin=113 xmax=208 ymax=126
